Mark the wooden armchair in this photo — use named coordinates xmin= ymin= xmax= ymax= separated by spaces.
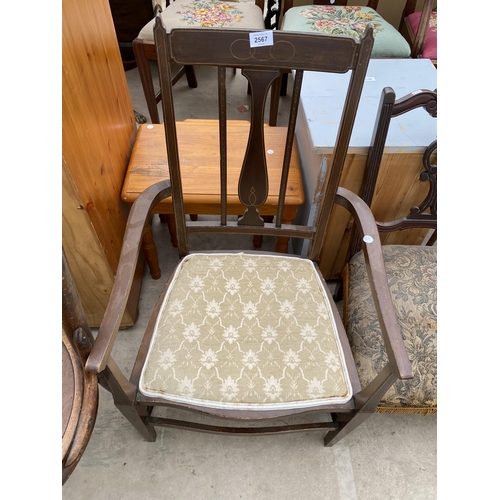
xmin=343 ymin=87 xmax=437 ymax=415
xmin=85 ymin=21 xmax=414 ymax=447
xmin=133 ymin=0 xmax=266 ymax=123
xmin=399 ymin=0 xmax=437 ymax=65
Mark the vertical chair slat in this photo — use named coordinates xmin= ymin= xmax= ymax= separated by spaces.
xmin=308 ymin=31 xmax=374 ymax=262
xmin=218 ymin=66 xmax=228 ymax=226
xmin=154 ymin=17 xmax=188 ymax=256
xmin=276 ymin=69 xmax=304 ymax=228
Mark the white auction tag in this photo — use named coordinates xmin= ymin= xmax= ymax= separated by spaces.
xmin=249 ymin=31 xmax=274 ymax=48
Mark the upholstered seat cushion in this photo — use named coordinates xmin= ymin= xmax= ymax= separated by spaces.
xmin=137 ymin=0 xmax=265 ymax=41
xmin=345 ymin=245 xmax=436 ymax=412
xmin=282 ymin=6 xmax=411 ymax=58
xmin=139 ymin=253 xmax=353 ymax=410
xmin=407 ymin=10 xmax=437 ymax=60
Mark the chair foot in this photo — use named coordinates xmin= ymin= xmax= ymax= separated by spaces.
xmin=116 ymin=403 xmax=157 ymax=442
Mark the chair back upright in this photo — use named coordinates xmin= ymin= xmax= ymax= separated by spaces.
xmin=154 ymin=20 xmax=374 ymax=259
xmin=348 ymin=87 xmax=437 ymax=258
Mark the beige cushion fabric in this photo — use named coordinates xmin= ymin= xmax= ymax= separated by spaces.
xmin=345 ymin=245 xmax=437 ymax=410
xmin=139 ymin=253 xmax=352 ymax=410
xmin=138 ymin=0 xmax=265 ymax=41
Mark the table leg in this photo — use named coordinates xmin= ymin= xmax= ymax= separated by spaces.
xmin=142 ymin=220 xmax=161 ymax=279
xmin=253 ymin=216 xmax=274 ymax=248
xmin=275 ymin=214 xmax=295 ymax=253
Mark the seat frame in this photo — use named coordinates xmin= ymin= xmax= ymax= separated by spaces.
xmin=86 ymin=22 xmax=413 ymax=447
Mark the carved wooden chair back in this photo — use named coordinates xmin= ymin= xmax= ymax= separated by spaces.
xmin=348 ymin=87 xmax=437 ymax=258
xmin=154 ymin=21 xmax=374 ymax=260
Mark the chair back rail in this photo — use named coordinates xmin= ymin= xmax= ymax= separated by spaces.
xmin=348 ymin=87 xmax=437 ymax=258
xmin=154 ymin=21 xmax=374 ymax=258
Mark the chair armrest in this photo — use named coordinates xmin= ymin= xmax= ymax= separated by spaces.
xmin=334 ymin=187 xmax=413 ymax=380
xmin=86 ymin=180 xmax=172 ymax=374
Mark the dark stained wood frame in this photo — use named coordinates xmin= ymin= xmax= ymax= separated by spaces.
xmin=348 ymin=86 xmax=437 ymax=259
xmin=85 ymin=24 xmax=413 ymax=447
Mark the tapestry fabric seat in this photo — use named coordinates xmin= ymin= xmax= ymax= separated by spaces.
xmin=137 ymin=0 xmax=265 ymax=41
xmin=140 ymin=253 xmax=353 ymax=410
xmin=281 ymin=6 xmax=411 ymax=58
xmin=344 ymin=245 xmax=437 ymax=414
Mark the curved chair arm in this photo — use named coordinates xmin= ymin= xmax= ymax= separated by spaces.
xmin=334 ymin=187 xmax=413 ymax=380
xmin=86 ymin=180 xmax=172 ymax=374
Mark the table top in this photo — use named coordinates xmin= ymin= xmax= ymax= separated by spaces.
xmin=299 ymin=58 xmax=437 ymax=154
xmin=122 ymin=121 xmax=304 ymax=207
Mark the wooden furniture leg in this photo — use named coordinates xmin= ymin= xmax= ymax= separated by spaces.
xmin=142 ymin=218 xmax=161 ymax=279
xmin=253 ymin=216 xmax=274 ymax=248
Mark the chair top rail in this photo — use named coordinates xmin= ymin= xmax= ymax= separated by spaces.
xmin=165 ymin=27 xmax=370 ymax=74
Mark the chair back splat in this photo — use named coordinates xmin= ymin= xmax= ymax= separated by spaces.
xmin=154 ymin=19 xmax=374 ymax=258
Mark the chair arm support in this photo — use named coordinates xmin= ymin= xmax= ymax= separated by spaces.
xmin=334 ymin=187 xmax=413 ymax=380
xmin=86 ymin=180 xmax=172 ymax=374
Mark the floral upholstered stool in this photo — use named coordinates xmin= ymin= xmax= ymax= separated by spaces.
xmin=343 ymin=245 xmax=437 ymax=415
xmin=137 ymin=0 xmax=265 ymax=42
xmin=140 ymin=253 xmax=354 ymax=409
xmin=281 ymin=5 xmax=411 ymax=58
xmin=133 ymin=0 xmax=266 ymax=123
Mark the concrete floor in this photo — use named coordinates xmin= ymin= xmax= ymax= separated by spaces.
xmin=62 ymin=61 xmax=437 ymax=499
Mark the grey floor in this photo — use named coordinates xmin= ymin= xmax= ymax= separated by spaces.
xmin=62 ymin=62 xmax=437 ymax=499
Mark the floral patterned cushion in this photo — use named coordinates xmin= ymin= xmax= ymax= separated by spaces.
xmin=139 ymin=253 xmax=353 ymax=410
xmin=282 ymin=6 xmax=411 ymax=58
xmin=137 ymin=0 xmax=265 ymax=41
xmin=345 ymin=245 xmax=437 ymax=412
xmin=408 ymin=10 xmax=437 ymax=60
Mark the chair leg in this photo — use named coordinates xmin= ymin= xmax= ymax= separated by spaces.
xmin=101 ymin=359 xmax=157 ymax=442
xmin=269 ymin=73 xmax=281 ymax=127
xmin=280 ymin=72 xmax=288 ymax=96
xmin=115 ymin=403 xmax=157 ymax=442
xmin=253 ymin=216 xmax=274 ymax=248
xmin=324 ymin=365 xmax=398 ymax=447
xmin=184 ymin=65 xmax=198 ymax=88
xmin=132 ymin=39 xmax=161 ymax=123
xmin=142 ymin=219 xmax=161 ymax=279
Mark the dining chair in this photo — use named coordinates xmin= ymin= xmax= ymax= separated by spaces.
xmin=85 ymin=20 xmax=414 ymax=447
xmin=399 ymin=0 xmax=437 ymax=65
xmin=269 ymin=0 xmax=412 ymax=125
xmin=343 ymin=87 xmax=437 ymax=415
xmin=133 ymin=0 xmax=266 ymax=123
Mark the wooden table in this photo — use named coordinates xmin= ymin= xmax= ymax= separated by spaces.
xmin=122 ymin=120 xmax=305 ymax=277
xmin=292 ymin=58 xmax=437 ymax=279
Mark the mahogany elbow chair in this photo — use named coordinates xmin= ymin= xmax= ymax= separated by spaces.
xmin=85 ymin=20 xmax=414 ymax=447
xmin=343 ymin=87 xmax=437 ymax=415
